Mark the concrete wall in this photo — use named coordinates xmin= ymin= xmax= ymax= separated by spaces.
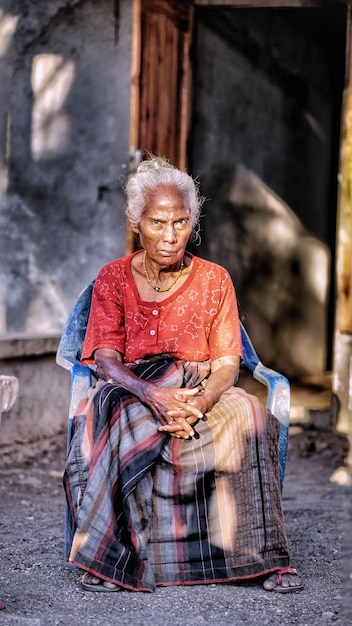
xmin=0 ymin=0 xmax=132 ymax=335
xmin=0 ymin=336 xmax=70 ymax=462
xmin=0 ymin=0 xmax=132 ymax=452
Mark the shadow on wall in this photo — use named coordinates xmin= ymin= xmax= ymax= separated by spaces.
xmin=205 ymin=165 xmax=330 ymax=379
xmin=0 ymin=1 xmax=130 ymax=336
xmin=0 ymin=8 xmax=76 ymax=335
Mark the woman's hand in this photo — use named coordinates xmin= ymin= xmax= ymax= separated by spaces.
xmin=94 ymin=349 xmax=240 ymax=441
xmin=147 ymin=386 xmax=204 ymax=440
xmin=158 ymin=391 xmax=209 ymax=440
xmin=161 ymin=356 xmax=241 ymax=440
xmin=94 ymin=348 xmax=204 ymax=440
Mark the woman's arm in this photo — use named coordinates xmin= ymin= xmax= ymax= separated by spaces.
xmin=197 ymin=354 xmax=240 ymax=412
xmin=159 ymin=355 xmax=240 ymax=436
xmin=94 ymin=348 xmax=203 ymax=438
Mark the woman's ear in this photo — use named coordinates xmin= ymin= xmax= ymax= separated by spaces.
xmin=129 ymin=220 xmax=139 ymax=234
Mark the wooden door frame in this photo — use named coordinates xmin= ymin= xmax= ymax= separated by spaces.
xmin=129 ymin=0 xmax=324 ymax=172
xmin=130 ymin=0 xmax=142 ymax=166
xmin=130 ymin=0 xmax=193 ymax=169
xmin=127 ymin=0 xmax=194 ymax=254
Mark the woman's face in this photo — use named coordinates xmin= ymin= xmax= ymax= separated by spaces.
xmin=132 ymin=185 xmax=192 ymax=267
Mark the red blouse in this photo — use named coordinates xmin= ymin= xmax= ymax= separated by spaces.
xmin=82 ymin=253 xmax=243 ymax=364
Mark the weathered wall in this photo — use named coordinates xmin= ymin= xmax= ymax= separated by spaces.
xmin=0 ymin=0 xmax=132 ymax=335
xmin=189 ymin=6 xmax=345 ymax=378
xmin=0 ymin=336 xmax=70 ymax=462
xmin=0 ymin=0 xmax=132 ymax=451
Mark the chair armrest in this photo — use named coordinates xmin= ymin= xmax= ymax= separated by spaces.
xmin=253 ymin=362 xmax=290 ymax=492
xmin=56 ymin=353 xmax=95 ymax=418
xmin=68 ymin=362 xmax=95 ymax=419
xmin=56 ymin=352 xmax=81 ymax=372
xmin=253 ymin=362 xmax=290 ymax=426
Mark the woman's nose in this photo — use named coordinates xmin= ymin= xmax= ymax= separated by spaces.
xmin=163 ymin=225 xmax=176 ymax=242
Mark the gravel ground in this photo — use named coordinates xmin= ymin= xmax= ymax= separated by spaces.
xmin=0 ymin=426 xmax=351 ymax=626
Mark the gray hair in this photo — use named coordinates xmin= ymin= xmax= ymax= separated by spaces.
xmin=125 ymin=156 xmax=203 ymax=241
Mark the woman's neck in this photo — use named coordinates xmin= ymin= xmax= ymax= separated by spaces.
xmin=142 ymin=251 xmax=184 ymax=293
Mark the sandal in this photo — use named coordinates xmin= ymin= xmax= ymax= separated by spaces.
xmin=263 ymin=566 xmax=303 ymax=593
xmin=81 ymin=572 xmax=121 ymax=593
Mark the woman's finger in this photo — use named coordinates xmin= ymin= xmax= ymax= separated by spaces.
xmin=159 ymin=417 xmax=194 ymax=437
xmin=174 ymin=388 xmax=199 ymax=400
xmin=167 ymin=404 xmax=203 ymax=420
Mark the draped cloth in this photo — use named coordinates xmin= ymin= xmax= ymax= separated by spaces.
xmin=63 ymin=358 xmax=290 ymax=592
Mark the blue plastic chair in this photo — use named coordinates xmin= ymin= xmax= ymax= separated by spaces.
xmin=57 ymin=280 xmax=290 ymax=560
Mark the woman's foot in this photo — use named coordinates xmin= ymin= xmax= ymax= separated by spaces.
xmin=263 ymin=567 xmax=303 ymax=593
xmin=81 ymin=572 xmax=121 ymax=592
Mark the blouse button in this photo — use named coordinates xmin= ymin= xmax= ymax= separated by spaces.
xmin=149 ymin=329 xmax=156 ymax=336
xmin=152 ymin=309 xmax=158 ymax=316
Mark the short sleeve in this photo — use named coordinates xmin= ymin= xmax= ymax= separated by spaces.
xmin=208 ymin=269 xmax=243 ymax=361
xmin=81 ymin=263 xmax=126 ymax=362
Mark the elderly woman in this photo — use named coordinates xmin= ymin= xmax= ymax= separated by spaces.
xmin=64 ymin=156 xmax=302 ymax=594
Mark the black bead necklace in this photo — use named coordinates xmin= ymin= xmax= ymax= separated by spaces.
xmin=142 ymin=250 xmax=184 ymax=293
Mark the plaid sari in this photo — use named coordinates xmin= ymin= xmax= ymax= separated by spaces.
xmin=64 ymin=358 xmax=290 ymax=592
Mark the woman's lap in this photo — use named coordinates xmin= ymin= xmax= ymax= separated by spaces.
xmin=63 ymin=361 xmax=290 ymax=591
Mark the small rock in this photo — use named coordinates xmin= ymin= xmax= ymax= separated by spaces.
xmin=322 ymin=611 xmax=337 ymax=620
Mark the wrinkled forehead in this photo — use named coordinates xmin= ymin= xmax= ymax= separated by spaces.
xmin=144 ymin=184 xmax=189 ymax=212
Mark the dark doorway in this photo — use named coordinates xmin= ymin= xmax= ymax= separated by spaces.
xmin=189 ymin=4 xmax=346 ymax=372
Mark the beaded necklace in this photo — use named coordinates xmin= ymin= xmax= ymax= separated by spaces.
xmin=142 ymin=250 xmax=184 ymax=293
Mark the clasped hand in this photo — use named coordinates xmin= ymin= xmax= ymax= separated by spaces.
xmin=147 ymin=386 xmax=208 ymax=440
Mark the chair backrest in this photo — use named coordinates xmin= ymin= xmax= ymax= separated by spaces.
xmin=56 ymin=281 xmax=95 ymax=369
xmin=57 ymin=280 xmax=261 ymax=373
